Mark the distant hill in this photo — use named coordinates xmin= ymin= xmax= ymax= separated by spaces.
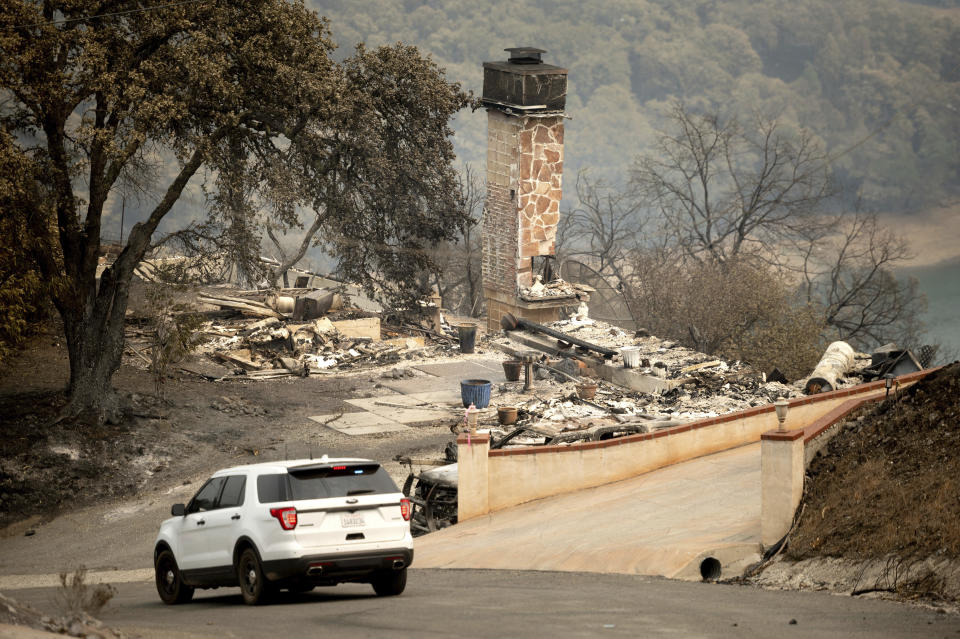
xmin=311 ymin=0 xmax=960 ymax=213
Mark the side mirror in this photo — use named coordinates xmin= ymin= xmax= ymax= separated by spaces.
xmin=171 ymin=503 xmax=186 ymax=517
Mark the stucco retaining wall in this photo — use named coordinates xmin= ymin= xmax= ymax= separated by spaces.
xmin=758 ymin=368 xmax=938 ymax=545
xmin=458 ymin=368 xmax=938 ymax=523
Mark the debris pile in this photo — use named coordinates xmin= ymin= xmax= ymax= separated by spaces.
xmin=495 ymin=323 xmax=808 ymax=410
xmin=482 ymin=318 xmax=896 ymax=450
xmin=500 ymin=317 xmax=877 ymax=392
xmin=860 ymin=342 xmax=927 ymax=381
xmin=123 ymin=284 xmax=456 ymax=379
xmin=197 ymin=314 xmax=406 ymax=375
xmin=473 ymin=371 xmax=795 ymax=450
xmin=519 ymin=276 xmax=590 ymax=301
xmin=196 ymin=291 xmax=283 ymax=318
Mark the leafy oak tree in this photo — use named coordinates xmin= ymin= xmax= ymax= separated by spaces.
xmin=0 ymin=0 xmax=470 ymax=420
xmin=0 ymin=129 xmax=45 ymax=361
xmin=259 ymin=43 xmax=470 ymax=294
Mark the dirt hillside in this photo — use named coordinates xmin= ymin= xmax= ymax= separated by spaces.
xmin=788 ymin=362 xmax=960 ymax=564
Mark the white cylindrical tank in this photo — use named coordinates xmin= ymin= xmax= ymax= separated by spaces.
xmin=805 ymin=341 xmax=855 ymax=394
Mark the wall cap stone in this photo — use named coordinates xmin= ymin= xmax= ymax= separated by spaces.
xmin=457 ymin=432 xmax=490 ymax=445
xmin=761 ymin=430 xmax=804 ymax=442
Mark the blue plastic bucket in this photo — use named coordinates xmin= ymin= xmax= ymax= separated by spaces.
xmin=460 ymin=379 xmax=492 ymax=409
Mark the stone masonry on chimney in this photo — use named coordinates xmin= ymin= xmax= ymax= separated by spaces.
xmin=481 ymin=48 xmax=571 ymax=332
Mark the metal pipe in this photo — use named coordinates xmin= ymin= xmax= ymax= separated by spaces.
xmin=521 ymin=352 xmax=536 ymax=392
xmin=500 ymin=313 xmax=618 ymax=358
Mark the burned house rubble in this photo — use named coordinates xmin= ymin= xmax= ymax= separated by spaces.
xmin=518 ymin=275 xmax=590 ymax=302
xmin=119 ymin=273 xmax=920 ymax=538
xmin=123 ymin=285 xmax=461 ymax=380
xmin=393 ymin=310 xmax=891 ymax=535
xmin=482 ymin=315 xmax=876 ymax=443
xmin=124 ymin=277 xmax=886 ymax=435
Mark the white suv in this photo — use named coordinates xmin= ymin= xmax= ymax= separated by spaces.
xmin=153 ymin=457 xmax=413 ymax=605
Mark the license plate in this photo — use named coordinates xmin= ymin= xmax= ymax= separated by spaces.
xmin=340 ymin=512 xmax=365 ymax=528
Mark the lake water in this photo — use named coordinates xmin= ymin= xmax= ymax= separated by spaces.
xmin=902 ymin=258 xmax=960 ymax=363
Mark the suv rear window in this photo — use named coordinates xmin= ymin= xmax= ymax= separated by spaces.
xmin=256 ymin=465 xmax=399 ymax=503
xmin=257 ymin=474 xmax=289 ymax=504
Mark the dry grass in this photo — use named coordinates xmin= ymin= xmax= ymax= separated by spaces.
xmin=52 ymin=566 xmax=116 ymax=618
xmin=850 ymin=556 xmax=950 ymax=602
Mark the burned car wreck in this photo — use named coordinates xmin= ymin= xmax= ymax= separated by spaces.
xmin=402 ymin=463 xmax=458 ymax=536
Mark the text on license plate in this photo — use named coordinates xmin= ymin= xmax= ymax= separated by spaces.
xmin=340 ymin=513 xmax=365 ymax=528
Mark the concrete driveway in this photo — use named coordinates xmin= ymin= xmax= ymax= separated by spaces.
xmin=416 ymin=443 xmax=763 ymax=580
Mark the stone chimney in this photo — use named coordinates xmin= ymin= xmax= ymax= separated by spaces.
xmin=481 ymin=47 xmax=569 ymax=331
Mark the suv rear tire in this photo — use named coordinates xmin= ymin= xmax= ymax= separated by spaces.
xmin=237 ymin=548 xmax=273 ymax=605
xmin=371 ymin=567 xmax=407 ymax=596
xmin=155 ymin=550 xmax=194 ymax=605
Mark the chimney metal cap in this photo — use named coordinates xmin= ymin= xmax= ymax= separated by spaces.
xmin=505 ymin=47 xmax=546 ymax=64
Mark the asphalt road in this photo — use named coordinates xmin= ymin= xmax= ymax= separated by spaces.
xmin=10 ymin=569 xmax=960 ymax=638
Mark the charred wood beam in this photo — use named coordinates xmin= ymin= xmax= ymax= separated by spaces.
xmin=491 ymin=425 xmax=530 ymax=449
xmin=500 ymin=312 xmax=618 ymax=358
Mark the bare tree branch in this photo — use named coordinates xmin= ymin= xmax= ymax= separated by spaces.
xmin=631 ymin=103 xmax=834 ymax=265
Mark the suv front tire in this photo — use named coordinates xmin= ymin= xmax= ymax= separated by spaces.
xmin=155 ymin=549 xmax=194 ymax=605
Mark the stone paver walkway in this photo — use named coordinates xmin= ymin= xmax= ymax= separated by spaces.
xmin=309 ymin=358 xmax=505 ymax=435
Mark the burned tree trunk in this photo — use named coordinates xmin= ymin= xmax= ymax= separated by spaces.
xmin=53 ymin=138 xmax=210 ymax=422
xmin=63 ymin=315 xmax=124 ymax=422
xmin=59 ymin=257 xmax=135 ymax=423
xmin=52 ymin=181 xmax=166 ymax=421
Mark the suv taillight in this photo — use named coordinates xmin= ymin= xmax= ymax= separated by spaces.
xmin=270 ymin=507 xmax=298 ymax=530
xmin=400 ymin=499 xmax=411 ymax=522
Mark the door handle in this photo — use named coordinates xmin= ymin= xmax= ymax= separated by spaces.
xmin=197 ymin=519 xmax=205 ymax=526
xmin=231 ymin=514 xmax=241 ymax=520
